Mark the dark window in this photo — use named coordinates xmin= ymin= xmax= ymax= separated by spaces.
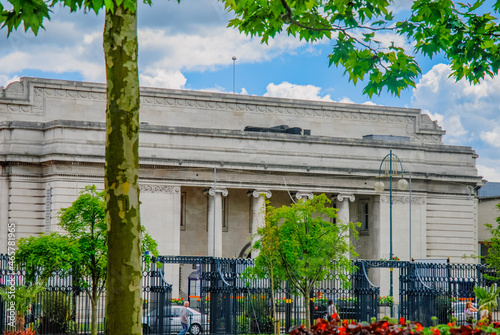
xmin=359 ymin=200 xmax=369 ymax=231
xmin=180 ymin=192 xmax=186 ymax=231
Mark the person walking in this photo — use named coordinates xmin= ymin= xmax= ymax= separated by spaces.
xmin=327 ymin=300 xmax=337 ymax=322
xmin=464 ymin=301 xmax=478 ymax=326
xmin=179 ymin=301 xmax=190 ymax=335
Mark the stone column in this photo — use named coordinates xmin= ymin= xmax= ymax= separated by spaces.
xmin=249 ymin=190 xmax=272 ymax=258
xmin=336 ymin=194 xmax=355 ymax=224
xmin=205 ymin=188 xmax=228 ymax=257
xmin=295 ymin=191 xmax=314 ymax=201
xmin=0 ymin=167 xmax=9 ymax=254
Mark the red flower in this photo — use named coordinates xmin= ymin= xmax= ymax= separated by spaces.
xmin=338 ymin=327 xmax=346 ymax=335
xmin=382 ymin=322 xmax=389 ymax=329
xmin=314 ymin=319 xmax=328 ymax=330
xmin=416 ymin=323 xmax=424 ymax=332
xmin=399 ymin=317 xmax=405 ymax=325
xmin=432 ymin=328 xmax=440 ymax=335
xmin=342 ymin=319 xmax=349 ymax=327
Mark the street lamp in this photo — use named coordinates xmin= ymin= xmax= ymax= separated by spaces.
xmin=374 ymin=149 xmax=408 ymax=301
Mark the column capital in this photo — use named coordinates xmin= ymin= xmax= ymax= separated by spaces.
xmin=247 ymin=190 xmax=272 ymax=199
xmin=203 ymin=188 xmax=228 ymax=197
xmin=295 ymin=191 xmax=314 ymax=200
xmin=337 ymin=194 xmax=355 ymax=202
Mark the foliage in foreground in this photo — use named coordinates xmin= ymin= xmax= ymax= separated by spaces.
xmin=226 ymin=0 xmax=500 ymax=97
xmin=291 ymin=317 xmax=500 ymax=335
xmin=0 ymin=284 xmax=44 ymax=331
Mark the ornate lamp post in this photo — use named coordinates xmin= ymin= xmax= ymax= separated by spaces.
xmin=374 ymin=150 xmax=408 ymax=300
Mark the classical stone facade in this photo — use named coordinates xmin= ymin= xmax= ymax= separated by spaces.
xmin=0 ymin=77 xmax=483 ymax=297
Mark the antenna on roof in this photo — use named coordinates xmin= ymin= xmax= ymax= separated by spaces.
xmin=232 ymin=56 xmax=237 ymax=94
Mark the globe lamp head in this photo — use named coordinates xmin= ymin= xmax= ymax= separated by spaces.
xmin=374 ymin=181 xmax=385 ymax=192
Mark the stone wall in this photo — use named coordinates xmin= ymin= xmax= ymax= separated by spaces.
xmin=0 ymin=77 xmax=484 ymax=267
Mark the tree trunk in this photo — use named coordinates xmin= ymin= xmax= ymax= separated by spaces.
xmin=270 ymin=267 xmax=278 ymax=335
xmin=304 ymin=292 xmax=310 ymax=329
xmin=91 ymin=297 xmax=98 ymax=335
xmin=91 ymin=284 xmax=98 ymax=335
xmin=103 ymin=2 xmax=142 ymax=335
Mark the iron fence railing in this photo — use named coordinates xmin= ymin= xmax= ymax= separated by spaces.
xmin=1 ymin=254 xmax=499 ymax=334
xmin=0 ymin=256 xmax=171 ymax=335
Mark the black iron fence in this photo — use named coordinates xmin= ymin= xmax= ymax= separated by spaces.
xmin=1 ymin=254 xmax=499 ymax=334
xmin=0 ymin=255 xmax=171 ymax=335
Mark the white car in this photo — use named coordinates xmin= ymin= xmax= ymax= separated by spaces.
xmin=451 ymin=302 xmax=480 ymax=325
xmin=143 ymin=306 xmax=206 ymax=335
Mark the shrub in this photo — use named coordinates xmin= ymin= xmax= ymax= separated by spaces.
xmin=37 ymin=292 xmax=77 ymax=335
xmin=236 ymin=294 xmax=274 ymax=333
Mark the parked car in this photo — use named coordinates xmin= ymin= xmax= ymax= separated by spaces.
xmin=451 ymin=302 xmax=479 ymax=325
xmin=143 ymin=305 xmax=206 ymax=335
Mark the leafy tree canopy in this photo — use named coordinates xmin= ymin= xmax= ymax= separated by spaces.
xmin=225 ymin=0 xmax=500 ymax=96
xmin=0 ymin=0 xmax=150 ymax=36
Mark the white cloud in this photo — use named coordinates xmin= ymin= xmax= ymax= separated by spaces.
xmin=264 ymin=82 xmax=332 ymax=101
xmin=412 ymin=64 xmax=500 ymax=144
xmin=0 ymin=1 xmax=316 ymax=88
xmin=0 ymin=23 xmax=105 ymax=82
xmin=478 ymin=164 xmax=500 ymax=183
xmin=425 ymin=111 xmax=443 ymax=127
xmin=480 ymin=127 xmax=500 ymax=148
xmin=138 ymin=27 xmax=308 ymax=73
xmin=388 ymin=0 xmax=414 ymax=13
xmin=140 ymin=70 xmax=187 ymax=89
xmin=337 ymin=96 xmax=376 ymax=105
xmin=372 ymin=31 xmax=415 ymax=51
xmin=0 ymin=75 xmax=20 ymax=88
xmin=337 ymin=97 xmax=354 ymax=104
xmin=413 ymin=63 xmax=500 ymax=181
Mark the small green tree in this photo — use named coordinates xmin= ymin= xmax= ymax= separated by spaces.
xmin=15 ymin=185 xmax=159 ymax=335
xmin=0 ymin=284 xmax=45 ymax=331
xmin=243 ymin=202 xmax=284 ymax=335
xmin=247 ymin=194 xmax=358 ymax=328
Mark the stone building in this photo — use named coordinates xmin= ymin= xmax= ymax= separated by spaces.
xmin=478 ymin=182 xmax=500 ymax=261
xmin=0 ymin=77 xmax=483 ymax=297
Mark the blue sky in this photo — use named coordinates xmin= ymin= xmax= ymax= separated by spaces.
xmin=1 ymin=0 xmax=499 ymax=182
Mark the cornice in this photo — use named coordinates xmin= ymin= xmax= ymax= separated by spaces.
xmin=0 ymin=78 xmax=445 ymax=143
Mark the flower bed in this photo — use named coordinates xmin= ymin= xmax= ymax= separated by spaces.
xmin=290 ymin=316 xmax=500 ymax=334
xmin=379 ymin=296 xmax=394 ymax=306
xmin=171 ymin=297 xmax=185 ymax=305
